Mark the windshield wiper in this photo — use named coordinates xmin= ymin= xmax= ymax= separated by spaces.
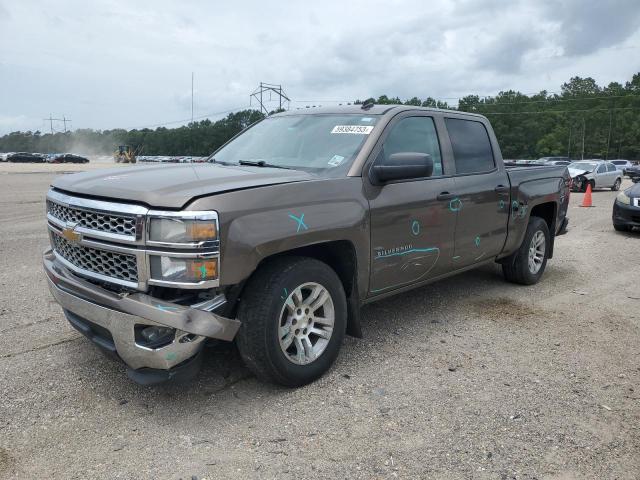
xmin=238 ymin=160 xmax=292 ymax=170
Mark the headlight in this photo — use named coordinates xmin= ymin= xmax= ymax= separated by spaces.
xmin=149 ymin=256 xmax=218 ymax=283
xmin=616 ymin=191 xmax=631 ymax=205
xmin=148 ymin=212 xmax=218 ymax=245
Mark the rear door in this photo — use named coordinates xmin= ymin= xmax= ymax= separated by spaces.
xmin=442 ymin=117 xmax=510 ymax=267
xmin=366 ymin=112 xmax=457 ymax=295
xmin=594 ymin=163 xmax=608 ymax=187
xmin=606 ymin=162 xmax=618 ymax=186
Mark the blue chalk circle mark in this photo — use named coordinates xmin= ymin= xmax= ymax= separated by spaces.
xmin=411 ymin=220 xmax=420 ymax=236
xmin=474 ymin=236 xmax=481 ymax=247
xmin=288 ymin=212 xmax=308 ymax=232
xmin=449 ymin=197 xmax=462 ymax=212
xmin=281 ymin=287 xmax=288 ymax=300
xmin=499 ymin=199 xmax=505 ymax=210
xmin=512 ymin=200 xmax=519 ymax=211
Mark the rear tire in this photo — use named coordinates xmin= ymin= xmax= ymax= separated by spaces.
xmin=236 ymin=257 xmax=347 ymax=387
xmin=612 ymin=178 xmax=621 ymax=191
xmin=502 ymin=216 xmax=550 ymax=285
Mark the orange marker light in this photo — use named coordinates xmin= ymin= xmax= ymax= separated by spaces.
xmin=189 ymin=259 xmax=218 ymax=281
xmin=188 ymin=222 xmax=217 ymax=240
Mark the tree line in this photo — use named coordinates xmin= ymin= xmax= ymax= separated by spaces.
xmin=2 ymin=73 xmax=639 ymax=160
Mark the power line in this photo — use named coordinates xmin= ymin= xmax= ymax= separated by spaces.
xmin=125 ymin=105 xmax=251 ymax=130
xmin=476 ymin=106 xmax=640 ymax=115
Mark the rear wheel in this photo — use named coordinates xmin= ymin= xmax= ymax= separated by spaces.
xmin=502 ymin=216 xmax=550 ymax=285
xmin=611 ymin=178 xmax=621 ymax=191
xmin=236 ymin=257 xmax=347 ymax=387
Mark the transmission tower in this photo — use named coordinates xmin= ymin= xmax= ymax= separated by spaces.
xmin=250 ymin=82 xmax=290 ymax=115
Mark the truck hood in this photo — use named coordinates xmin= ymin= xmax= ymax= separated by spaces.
xmin=51 ymin=163 xmax=314 ymax=209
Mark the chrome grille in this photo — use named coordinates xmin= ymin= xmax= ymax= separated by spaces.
xmin=47 ymin=200 xmax=137 ymax=236
xmin=51 ymin=233 xmax=138 ymax=283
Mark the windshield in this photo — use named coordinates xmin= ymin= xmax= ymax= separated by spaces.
xmin=569 ymin=161 xmax=597 ymax=171
xmin=611 ymin=161 xmax=625 ymax=165
xmin=210 ymin=114 xmax=379 ymax=175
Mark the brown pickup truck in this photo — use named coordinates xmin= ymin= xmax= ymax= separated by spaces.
xmin=43 ymin=104 xmax=570 ymax=386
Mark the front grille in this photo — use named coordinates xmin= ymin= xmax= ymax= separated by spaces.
xmin=47 ymin=200 xmax=137 ymax=236
xmin=52 ymin=233 xmax=138 ymax=283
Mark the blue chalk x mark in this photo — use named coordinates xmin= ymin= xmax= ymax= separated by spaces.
xmin=449 ymin=197 xmax=462 ymax=212
xmin=198 ymin=264 xmax=207 ymax=279
xmin=165 ymin=352 xmax=177 ymax=361
xmin=411 ymin=220 xmax=420 ymax=236
xmin=474 ymin=236 xmax=481 ymax=247
xmin=156 ymin=304 xmax=179 ymax=312
xmin=288 ymin=212 xmax=308 ymax=232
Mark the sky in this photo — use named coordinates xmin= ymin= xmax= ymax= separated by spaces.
xmin=1 ymin=0 xmax=639 ymax=134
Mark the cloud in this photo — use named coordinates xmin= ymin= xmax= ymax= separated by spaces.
xmin=0 ymin=0 xmax=638 ymax=134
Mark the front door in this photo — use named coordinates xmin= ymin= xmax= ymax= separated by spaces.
xmin=367 ymin=114 xmax=457 ymax=295
xmin=443 ymin=117 xmax=510 ymax=267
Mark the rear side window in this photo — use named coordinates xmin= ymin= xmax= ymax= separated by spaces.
xmin=383 ymin=116 xmax=443 ymax=176
xmin=596 ymin=164 xmax=606 ymax=173
xmin=445 ymin=118 xmax=495 ymax=174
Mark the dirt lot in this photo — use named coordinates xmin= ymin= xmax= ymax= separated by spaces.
xmin=0 ymin=164 xmax=638 ymax=479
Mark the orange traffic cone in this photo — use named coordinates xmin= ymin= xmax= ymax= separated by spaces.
xmin=580 ymin=182 xmax=593 ymax=207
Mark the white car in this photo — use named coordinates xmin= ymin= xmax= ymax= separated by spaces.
xmin=568 ymin=160 xmax=622 ymax=192
xmin=610 ymin=160 xmax=633 ymax=175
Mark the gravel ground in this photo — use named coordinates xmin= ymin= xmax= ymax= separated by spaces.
xmin=0 ymin=165 xmax=638 ymax=479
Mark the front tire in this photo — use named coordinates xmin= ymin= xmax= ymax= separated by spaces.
xmin=502 ymin=216 xmax=550 ymax=285
xmin=236 ymin=257 xmax=347 ymax=387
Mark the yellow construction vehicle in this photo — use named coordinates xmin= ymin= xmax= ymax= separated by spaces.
xmin=114 ymin=145 xmax=137 ymax=164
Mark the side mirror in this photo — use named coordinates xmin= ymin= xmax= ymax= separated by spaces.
xmin=370 ymin=152 xmax=433 ymax=184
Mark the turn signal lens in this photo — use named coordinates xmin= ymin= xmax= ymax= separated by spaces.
xmin=188 ymin=222 xmax=217 ymax=240
xmin=189 ymin=259 xmax=218 ymax=281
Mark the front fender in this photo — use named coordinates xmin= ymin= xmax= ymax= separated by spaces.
xmin=187 ymin=177 xmax=370 ymax=296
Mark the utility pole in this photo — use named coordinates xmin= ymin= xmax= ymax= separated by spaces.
xmin=250 ymin=82 xmax=290 ymax=115
xmin=605 ymin=110 xmax=613 ymax=160
xmin=567 ymin=122 xmax=572 ymax=158
xmin=62 ymin=116 xmax=71 ymax=133
xmin=191 ymin=72 xmax=194 ymax=124
xmin=581 ymin=117 xmax=586 ymax=160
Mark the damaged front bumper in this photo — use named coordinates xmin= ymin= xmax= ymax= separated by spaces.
xmin=43 ymin=248 xmax=240 ymax=384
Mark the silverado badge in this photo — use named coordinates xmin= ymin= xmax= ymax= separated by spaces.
xmin=62 ymin=223 xmax=81 ymax=244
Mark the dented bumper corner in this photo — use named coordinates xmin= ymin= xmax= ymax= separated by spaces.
xmin=43 ymin=248 xmax=240 ymax=378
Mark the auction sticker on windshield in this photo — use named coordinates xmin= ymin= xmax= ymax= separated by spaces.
xmin=331 ymin=125 xmax=374 ymax=134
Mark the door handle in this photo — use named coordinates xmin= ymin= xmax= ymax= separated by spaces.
xmin=437 ymin=192 xmax=456 ymax=201
xmin=494 ymin=185 xmax=509 ymax=193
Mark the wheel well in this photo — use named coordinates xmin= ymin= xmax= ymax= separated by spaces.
xmin=530 ymin=202 xmax=556 ymax=232
xmin=267 ymin=240 xmax=358 ymax=297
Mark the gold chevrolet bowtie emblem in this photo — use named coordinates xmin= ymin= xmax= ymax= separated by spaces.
xmin=62 ymin=223 xmax=81 ymax=244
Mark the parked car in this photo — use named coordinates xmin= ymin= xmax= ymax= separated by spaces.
xmin=610 ymin=160 xmax=633 ymax=175
xmin=613 ymin=182 xmax=640 ymax=231
xmin=626 ymin=164 xmax=640 ymax=183
xmin=539 ymin=156 xmax=570 ymax=165
xmin=568 ymin=160 xmax=622 ymax=192
xmin=46 ymin=153 xmax=89 ymax=164
xmin=7 ymin=152 xmax=45 ymax=163
xmin=43 ymin=104 xmax=570 ymax=386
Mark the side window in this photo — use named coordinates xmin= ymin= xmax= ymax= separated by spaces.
xmin=596 ymin=164 xmax=606 ymax=174
xmin=383 ymin=116 xmax=443 ymax=176
xmin=445 ymin=118 xmax=495 ymax=174
xmin=606 ymin=163 xmax=616 ymax=172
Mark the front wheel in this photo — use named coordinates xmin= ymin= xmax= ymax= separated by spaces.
xmin=611 ymin=178 xmax=621 ymax=191
xmin=236 ymin=257 xmax=347 ymax=387
xmin=502 ymin=216 xmax=550 ymax=285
